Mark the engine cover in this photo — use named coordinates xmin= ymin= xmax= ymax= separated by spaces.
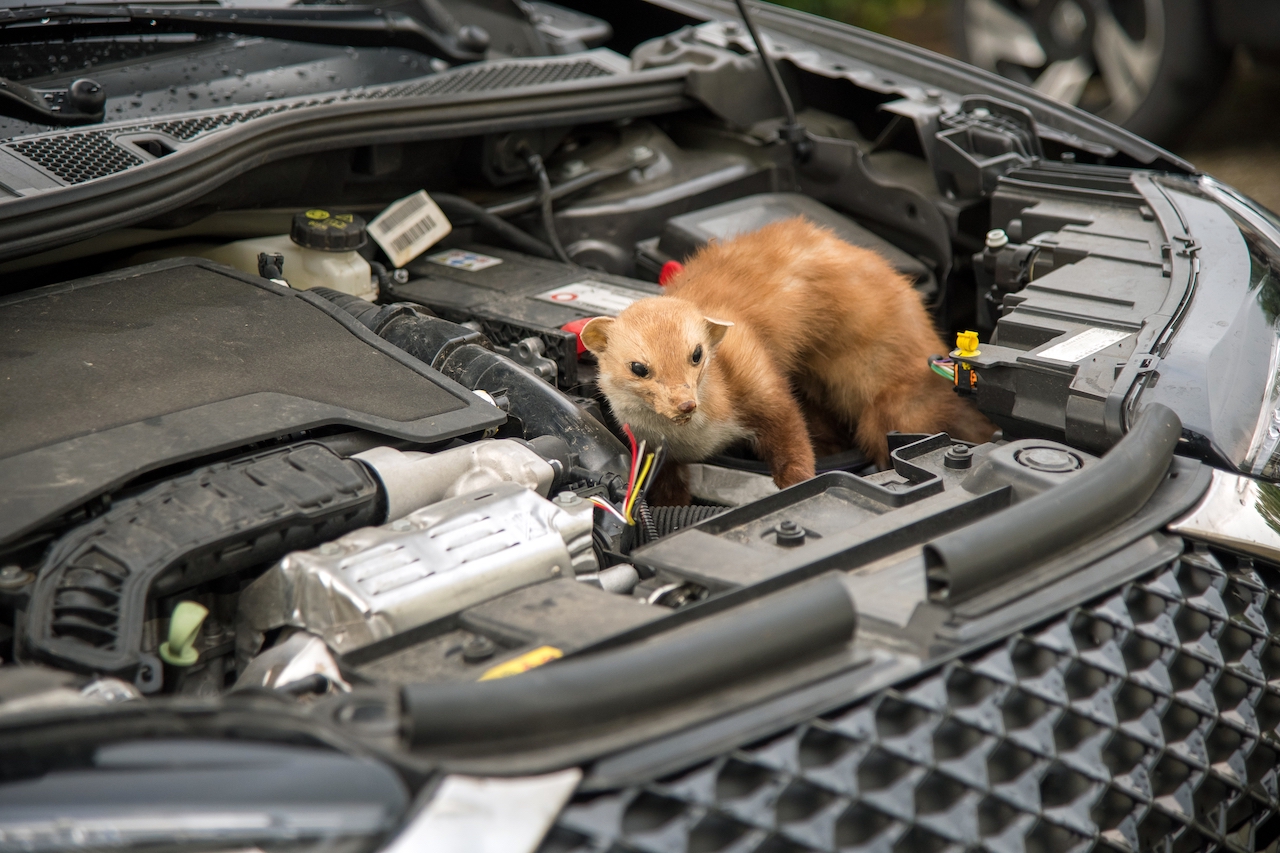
xmin=0 ymin=258 xmax=501 ymax=547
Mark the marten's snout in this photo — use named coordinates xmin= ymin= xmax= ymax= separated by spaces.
xmin=677 ymin=400 xmax=697 ymax=414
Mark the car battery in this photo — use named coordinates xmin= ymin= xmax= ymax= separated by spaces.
xmin=635 ymin=192 xmax=936 ymax=300
xmin=387 ymin=244 xmax=662 ymax=389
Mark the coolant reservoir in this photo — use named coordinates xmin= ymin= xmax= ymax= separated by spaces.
xmin=204 ymin=209 xmax=376 ymax=299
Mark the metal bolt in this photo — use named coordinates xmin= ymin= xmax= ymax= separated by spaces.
xmin=391 ymin=519 xmax=412 ymax=531
xmin=630 ymin=145 xmax=654 ymax=163
xmin=776 ymin=520 xmax=806 ymax=546
xmin=462 ymin=636 xmax=497 ymax=663
xmin=319 ymin=542 xmax=341 ymax=555
xmin=944 ymin=444 xmax=973 ymax=469
xmin=0 ymin=564 xmax=33 ymax=590
xmin=391 ymin=268 xmax=409 ymax=284
xmin=554 ymin=491 xmax=582 ymax=508
xmin=561 ymin=159 xmax=588 ymax=178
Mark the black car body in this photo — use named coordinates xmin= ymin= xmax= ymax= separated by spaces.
xmin=2 ymin=2 xmax=1280 ymax=852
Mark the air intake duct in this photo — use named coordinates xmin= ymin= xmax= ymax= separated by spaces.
xmin=23 ymin=438 xmax=566 ymax=680
xmin=313 ymin=289 xmax=630 ymax=480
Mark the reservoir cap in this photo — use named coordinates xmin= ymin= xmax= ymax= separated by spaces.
xmin=291 ymin=209 xmax=368 ymax=252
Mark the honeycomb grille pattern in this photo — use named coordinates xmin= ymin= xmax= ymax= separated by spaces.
xmin=547 ymin=545 xmax=1280 ymax=853
xmin=149 ymin=105 xmax=293 ymax=141
xmin=8 ymin=131 xmax=142 ymax=184
xmin=374 ymin=58 xmax=613 ymax=99
xmin=2 ymin=56 xmax=617 ymax=184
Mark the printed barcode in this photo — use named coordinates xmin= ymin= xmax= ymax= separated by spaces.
xmin=389 ymin=215 xmax=438 ymax=252
xmin=372 ymin=193 xmax=428 ymax=235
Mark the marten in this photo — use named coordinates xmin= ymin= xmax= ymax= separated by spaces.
xmin=581 ymin=217 xmax=995 ymax=501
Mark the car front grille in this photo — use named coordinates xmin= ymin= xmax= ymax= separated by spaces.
xmin=547 ymin=543 xmax=1280 ymax=852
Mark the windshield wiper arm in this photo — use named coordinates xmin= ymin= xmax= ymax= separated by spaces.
xmin=0 ymin=76 xmax=105 ymax=126
xmin=0 ymin=4 xmax=485 ymax=63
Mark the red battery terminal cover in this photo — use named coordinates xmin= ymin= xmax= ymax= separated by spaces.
xmin=659 ymin=260 xmax=684 ymax=286
xmin=561 ymin=317 xmax=593 ymax=356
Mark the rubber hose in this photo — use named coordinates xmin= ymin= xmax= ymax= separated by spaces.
xmin=309 ymin=290 xmax=632 ymax=480
xmin=637 ymin=504 xmax=726 ymax=545
xmin=431 ymin=193 xmax=557 ymax=260
xmin=401 ymin=572 xmax=857 ymax=745
xmin=924 ymin=403 xmax=1182 ymax=604
xmin=634 ymin=496 xmax=659 ymax=544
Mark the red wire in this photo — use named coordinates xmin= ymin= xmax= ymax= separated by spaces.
xmin=622 ymin=424 xmax=639 ymax=497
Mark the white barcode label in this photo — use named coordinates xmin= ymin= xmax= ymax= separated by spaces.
xmin=1035 ymin=327 xmax=1131 ymax=363
xmin=368 ymin=190 xmax=451 ymax=268
xmin=533 ymin=280 xmax=647 ymax=315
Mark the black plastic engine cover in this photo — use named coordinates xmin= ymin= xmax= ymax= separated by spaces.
xmin=0 ymin=257 xmax=502 ymax=547
xmin=25 ymin=442 xmax=380 ymax=678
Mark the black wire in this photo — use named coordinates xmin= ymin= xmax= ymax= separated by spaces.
xmin=732 ymin=0 xmax=796 ymax=127
xmin=431 ymin=193 xmax=558 ymax=260
xmin=524 ymin=151 xmax=574 ymax=265
xmin=639 ymin=444 xmax=666 ymax=504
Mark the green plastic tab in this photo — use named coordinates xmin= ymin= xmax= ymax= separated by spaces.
xmin=158 ymin=601 xmax=208 ymax=667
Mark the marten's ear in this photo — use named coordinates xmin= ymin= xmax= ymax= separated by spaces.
xmin=704 ymin=316 xmax=733 ymax=348
xmin=580 ymin=317 xmax=614 ymax=353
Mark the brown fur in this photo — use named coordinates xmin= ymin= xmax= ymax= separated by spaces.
xmin=581 ymin=218 xmax=995 ymax=490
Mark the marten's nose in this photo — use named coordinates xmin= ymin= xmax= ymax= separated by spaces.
xmin=677 ymin=400 xmax=697 ymax=414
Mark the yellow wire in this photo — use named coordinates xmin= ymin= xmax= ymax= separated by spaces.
xmin=626 ymin=454 xmax=653 ymax=523
xmin=626 ymin=453 xmax=654 ymax=524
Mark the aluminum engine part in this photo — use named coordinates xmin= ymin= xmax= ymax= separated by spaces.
xmin=354 ymin=439 xmax=555 ymax=523
xmin=237 ymin=482 xmax=596 ymax=657
xmin=234 ymin=631 xmax=351 ymax=693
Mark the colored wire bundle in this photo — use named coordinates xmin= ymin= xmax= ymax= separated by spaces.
xmin=929 ymin=355 xmax=956 ymax=381
xmin=617 ymin=425 xmax=665 ymax=525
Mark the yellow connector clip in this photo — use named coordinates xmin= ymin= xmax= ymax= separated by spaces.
xmin=953 ymin=330 xmax=981 ymax=359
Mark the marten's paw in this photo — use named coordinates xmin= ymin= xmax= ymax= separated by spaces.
xmin=773 ymin=463 xmax=815 ymax=490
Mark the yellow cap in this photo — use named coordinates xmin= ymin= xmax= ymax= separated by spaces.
xmin=158 ymin=601 xmax=208 ymax=667
xmin=954 ymin=330 xmax=981 ymax=358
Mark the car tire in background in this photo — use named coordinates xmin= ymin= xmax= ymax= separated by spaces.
xmin=952 ymin=0 xmax=1232 ymax=146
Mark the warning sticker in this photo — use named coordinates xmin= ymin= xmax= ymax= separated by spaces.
xmin=368 ymin=190 xmax=451 ymax=268
xmin=1035 ymin=327 xmax=1131 ymax=363
xmin=533 ymin=280 xmax=646 ymax=316
xmin=426 ymin=248 xmax=504 ymax=271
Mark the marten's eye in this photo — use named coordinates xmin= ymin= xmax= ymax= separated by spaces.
xmin=691 ymin=344 xmax=703 ymax=365
xmin=629 ymin=362 xmax=649 ymax=378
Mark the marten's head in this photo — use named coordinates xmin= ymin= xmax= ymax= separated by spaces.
xmin=582 ymin=297 xmax=731 ymax=425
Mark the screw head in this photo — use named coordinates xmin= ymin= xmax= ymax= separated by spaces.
xmin=0 ymin=565 xmax=32 ymax=590
xmin=944 ymin=444 xmax=973 ymax=469
xmin=462 ymin=636 xmax=497 ymax=663
xmin=776 ymin=520 xmax=806 ymax=546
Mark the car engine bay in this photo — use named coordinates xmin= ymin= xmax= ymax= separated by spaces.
xmin=3 ymin=3 xmax=1280 ymax=849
